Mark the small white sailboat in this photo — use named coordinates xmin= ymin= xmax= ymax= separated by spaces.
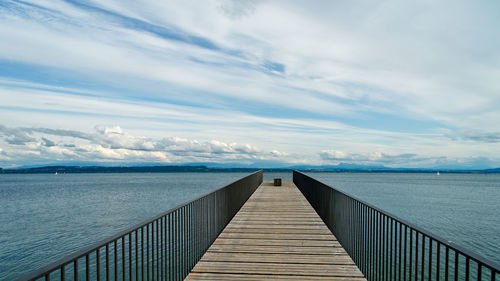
xmin=55 ymin=171 xmax=58 ymax=175
xmin=436 ymin=171 xmax=440 ymax=176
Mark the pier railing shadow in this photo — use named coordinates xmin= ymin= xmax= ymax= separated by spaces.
xmin=15 ymin=170 xmax=263 ymax=281
xmin=294 ymin=170 xmax=500 ymax=281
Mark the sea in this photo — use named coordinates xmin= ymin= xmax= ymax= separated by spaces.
xmin=1 ymin=172 xmax=499 ymax=280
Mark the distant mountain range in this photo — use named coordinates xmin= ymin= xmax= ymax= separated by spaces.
xmin=0 ymin=165 xmax=258 ymax=174
xmin=1 ymin=164 xmax=499 ymax=174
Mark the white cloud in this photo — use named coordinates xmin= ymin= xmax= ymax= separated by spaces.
xmin=319 ymin=150 xmax=349 ymax=160
xmin=319 ymin=150 xmax=440 ymax=167
xmin=1 ymin=1 xmax=500 ymax=168
xmin=0 ymin=125 xmax=285 ymax=167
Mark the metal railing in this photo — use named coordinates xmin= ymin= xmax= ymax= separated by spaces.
xmin=16 ymin=170 xmax=263 ymax=281
xmin=294 ymin=170 xmax=500 ymax=281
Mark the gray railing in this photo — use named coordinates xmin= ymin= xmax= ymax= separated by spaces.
xmin=15 ymin=170 xmax=263 ymax=281
xmin=294 ymin=170 xmax=500 ymax=281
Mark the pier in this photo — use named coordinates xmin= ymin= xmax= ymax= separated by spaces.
xmin=15 ymin=170 xmax=500 ymax=281
xmin=186 ymin=181 xmax=366 ymax=280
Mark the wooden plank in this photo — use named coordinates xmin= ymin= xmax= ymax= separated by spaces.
xmin=207 ymin=244 xmax=347 ymax=255
xmin=222 ymin=228 xmax=333 ymax=235
xmin=230 ymin=219 xmax=326 ymax=223
xmin=236 ymin=210 xmax=316 ymax=213
xmin=200 ymin=252 xmax=354 ymax=264
xmin=192 ymin=261 xmax=365 ymax=277
xmin=217 ymin=232 xmax=337 ymax=241
xmin=186 ymin=273 xmax=366 ymax=281
xmin=225 ymin=224 xmax=329 ymax=229
xmin=213 ymin=238 xmax=341 ymax=247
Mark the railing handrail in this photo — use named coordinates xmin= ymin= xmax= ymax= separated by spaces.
xmin=293 ymin=170 xmax=500 ymax=273
xmin=16 ymin=170 xmax=262 ymax=281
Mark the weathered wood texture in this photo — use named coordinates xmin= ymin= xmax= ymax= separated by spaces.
xmin=185 ymin=181 xmax=366 ymax=280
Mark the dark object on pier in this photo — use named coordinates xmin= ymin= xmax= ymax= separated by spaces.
xmin=274 ymin=178 xmax=282 ymax=186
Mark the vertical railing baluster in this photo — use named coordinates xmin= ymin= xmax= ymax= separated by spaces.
xmin=169 ymin=213 xmax=173 ymax=281
xmin=466 ymin=257 xmax=470 ymax=281
xmin=147 ymin=224 xmax=150 ymax=281
xmin=152 ymin=222 xmax=155 ymax=281
xmin=129 ymin=233 xmax=132 ymax=281
xmin=180 ymin=207 xmax=183 ymax=281
xmin=172 ymin=210 xmax=175 ymax=281
xmin=404 ymin=226 xmax=408 ymax=281
xmin=182 ymin=206 xmax=185 ymax=278
xmin=429 ymin=239 xmax=432 ymax=281
xmin=176 ymin=211 xmax=179 ymax=281
xmin=96 ymin=248 xmax=100 ymax=281
xmin=141 ymin=227 xmax=144 ymax=281
xmin=361 ymin=203 xmax=365 ymax=275
xmin=188 ymin=203 xmax=192 ymax=271
xmin=363 ymin=203 xmax=367 ymax=275
xmin=187 ymin=201 xmax=190 ymax=278
xmin=359 ymin=201 xmax=363 ymax=269
xmin=135 ymin=230 xmax=138 ymax=281
xmin=390 ymin=218 xmax=393 ymax=281
xmin=114 ymin=240 xmax=117 ymax=281
xmin=166 ymin=215 xmax=169 ymax=280
xmin=161 ymin=217 xmax=164 ymax=281
xmin=437 ymin=242 xmax=440 ymax=281
xmin=184 ymin=205 xmax=188 ymax=277
xmin=162 ymin=216 xmax=165 ymax=280
xmin=371 ymin=208 xmax=375 ymax=280
xmin=399 ymin=222 xmax=402 ymax=281
xmin=354 ymin=199 xmax=357 ymax=264
xmin=156 ymin=219 xmax=159 ymax=280
xmin=385 ymin=215 xmax=389 ymax=281
xmin=85 ymin=254 xmax=89 ymax=281
xmin=351 ymin=198 xmax=354 ymax=261
xmin=445 ymin=247 xmax=449 ymax=281
xmin=455 ymin=252 xmax=459 ymax=281
xmin=348 ymin=199 xmax=357 ymax=261
xmin=61 ymin=264 xmax=65 ymax=281
xmin=415 ymin=232 xmax=419 ymax=281
xmin=122 ymin=237 xmax=125 ymax=281
xmin=421 ymin=235 xmax=425 ymax=281
xmin=379 ymin=212 xmax=382 ymax=281
xmin=106 ymin=244 xmax=109 ymax=281
xmin=74 ymin=259 xmax=78 ymax=281
xmin=176 ymin=212 xmax=179 ymax=280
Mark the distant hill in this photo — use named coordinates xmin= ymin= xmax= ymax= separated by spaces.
xmin=287 ymin=163 xmax=500 ymax=173
xmin=484 ymin=168 xmax=500 ymax=173
xmin=287 ymin=162 xmax=389 ymax=171
xmin=0 ymin=165 xmax=259 ymax=174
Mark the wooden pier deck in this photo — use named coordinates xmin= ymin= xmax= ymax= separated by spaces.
xmin=185 ymin=181 xmax=367 ymax=280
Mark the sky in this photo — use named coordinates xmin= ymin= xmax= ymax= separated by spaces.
xmin=0 ymin=0 xmax=499 ymax=169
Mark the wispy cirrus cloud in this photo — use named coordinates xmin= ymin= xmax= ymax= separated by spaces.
xmin=319 ymin=150 xmax=435 ymax=167
xmin=445 ymin=130 xmax=500 ymax=144
xmin=1 ymin=0 xmax=500 ymax=168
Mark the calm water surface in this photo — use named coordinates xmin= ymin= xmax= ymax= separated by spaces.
xmin=305 ymin=172 xmax=500 ymax=266
xmin=0 ymin=172 xmax=248 ymax=280
xmin=1 ymin=172 xmax=499 ymax=280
